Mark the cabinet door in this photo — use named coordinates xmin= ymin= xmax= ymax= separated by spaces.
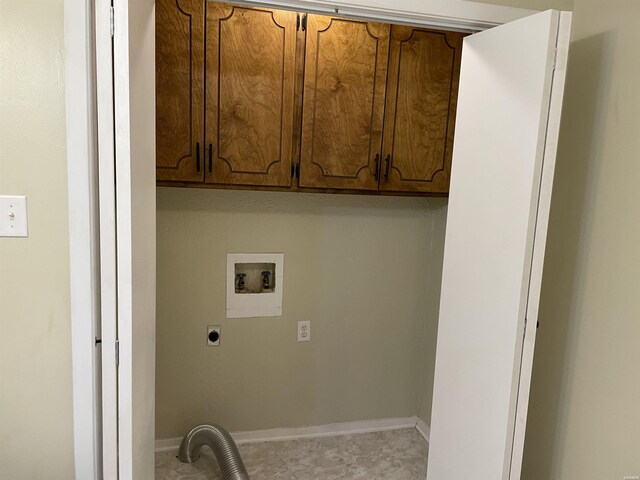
xmin=299 ymin=15 xmax=390 ymax=191
xmin=205 ymin=3 xmax=298 ymax=187
xmin=380 ymin=27 xmax=464 ymax=194
xmin=156 ymin=0 xmax=205 ymax=183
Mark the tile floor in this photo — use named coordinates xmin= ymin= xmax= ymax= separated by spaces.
xmin=155 ymin=428 xmax=428 ymax=479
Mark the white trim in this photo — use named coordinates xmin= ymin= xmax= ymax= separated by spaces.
xmin=113 ymin=0 xmax=135 ymax=473
xmin=508 ymin=11 xmax=573 ymax=480
xmin=113 ymin=1 xmax=157 ymax=478
xmin=155 ymin=417 xmax=422 ymax=452
xmin=64 ymin=0 xmax=102 ymax=478
xmin=415 ymin=418 xmax=431 ymax=443
xmin=94 ymin=0 xmax=119 ymax=476
xmin=234 ymin=0 xmax=537 ymax=31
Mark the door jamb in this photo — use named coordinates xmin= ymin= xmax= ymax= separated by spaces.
xmin=64 ymin=0 xmax=102 ymax=478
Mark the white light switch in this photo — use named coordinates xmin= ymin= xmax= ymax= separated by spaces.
xmin=0 ymin=196 xmax=28 ymax=237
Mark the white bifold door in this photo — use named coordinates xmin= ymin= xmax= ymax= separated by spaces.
xmin=427 ymin=9 xmax=571 ymax=480
xmin=96 ymin=0 xmax=156 ymax=479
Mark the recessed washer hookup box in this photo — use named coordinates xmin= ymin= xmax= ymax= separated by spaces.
xmin=226 ymin=253 xmax=284 ymax=318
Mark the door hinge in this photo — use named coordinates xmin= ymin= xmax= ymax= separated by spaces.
xmin=301 ymin=14 xmax=307 ymax=32
xmin=110 ymin=6 xmax=115 ymax=37
xmin=115 ymin=339 xmax=120 ymax=367
xmin=552 ymin=47 xmax=558 ymax=71
xmin=296 ymin=13 xmax=300 ymax=31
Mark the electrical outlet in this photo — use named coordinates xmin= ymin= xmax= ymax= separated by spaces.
xmin=207 ymin=326 xmax=221 ymax=346
xmin=297 ymin=321 xmax=310 ymax=342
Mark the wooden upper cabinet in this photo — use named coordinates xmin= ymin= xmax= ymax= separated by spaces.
xmin=205 ymin=3 xmax=298 ymax=187
xmin=380 ymin=26 xmax=465 ymax=194
xmin=156 ymin=3 xmax=464 ymax=195
xmin=299 ymin=15 xmax=390 ymax=191
xmin=156 ymin=0 xmax=205 ymax=183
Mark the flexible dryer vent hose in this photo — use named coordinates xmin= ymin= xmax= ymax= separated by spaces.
xmin=178 ymin=424 xmax=250 ymax=480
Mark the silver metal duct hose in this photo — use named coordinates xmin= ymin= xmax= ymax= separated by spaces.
xmin=178 ymin=424 xmax=250 ymax=480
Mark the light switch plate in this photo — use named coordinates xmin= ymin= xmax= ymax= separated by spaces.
xmin=0 ymin=196 xmax=28 ymax=237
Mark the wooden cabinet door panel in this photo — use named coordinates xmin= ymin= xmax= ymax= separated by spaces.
xmin=205 ymin=3 xmax=297 ymax=187
xmin=299 ymin=15 xmax=390 ymax=190
xmin=156 ymin=0 xmax=205 ymax=183
xmin=380 ymin=27 xmax=464 ymax=194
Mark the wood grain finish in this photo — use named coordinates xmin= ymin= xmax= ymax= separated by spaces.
xmin=380 ymin=27 xmax=465 ymax=193
xmin=156 ymin=0 xmax=205 ymax=182
xmin=156 ymin=3 xmax=463 ymax=196
xmin=205 ymin=3 xmax=297 ymax=187
xmin=299 ymin=15 xmax=390 ymax=190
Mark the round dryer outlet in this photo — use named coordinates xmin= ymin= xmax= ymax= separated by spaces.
xmin=207 ymin=326 xmax=221 ymax=346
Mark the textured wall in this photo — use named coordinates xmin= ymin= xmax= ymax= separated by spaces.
xmin=522 ymin=1 xmax=640 ymax=478
xmin=0 ymin=0 xmax=74 ymax=478
xmin=156 ymin=189 xmax=447 ymax=438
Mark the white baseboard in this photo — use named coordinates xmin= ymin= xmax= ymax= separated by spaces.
xmin=156 ymin=416 xmax=427 ymax=452
xmin=415 ymin=417 xmax=430 ymax=443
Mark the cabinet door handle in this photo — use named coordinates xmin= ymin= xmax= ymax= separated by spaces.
xmin=384 ymin=154 xmax=391 ymax=181
xmin=196 ymin=142 xmax=201 ymax=172
xmin=208 ymin=144 xmax=213 ymax=173
xmin=374 ymin=154 xmax=380 ymax=181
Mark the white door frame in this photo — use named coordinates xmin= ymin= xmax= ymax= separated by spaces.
xmin=93 ymin=0 xmax=119 ymax=477
xmin=65 ymin=1 xmax=553 ymax=478
xmin=64 ymin=0 xmax=102 ymax=478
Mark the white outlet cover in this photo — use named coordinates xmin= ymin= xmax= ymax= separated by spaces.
xmin=0 ymin=196 xmax=28 ymax=237
xmin=298 ymin=321 xmax=310 ymax=342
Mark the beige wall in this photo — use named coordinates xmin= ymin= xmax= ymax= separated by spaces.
xmin=523 ymin=1 xmax=640 ymax=478
xmin=156 ymin=188 xmax=447 ymax=437
xmin=416 ymin=205 xmax=447 ymax=424
xmin=0 ymin=1 xmax=74 ymax=479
